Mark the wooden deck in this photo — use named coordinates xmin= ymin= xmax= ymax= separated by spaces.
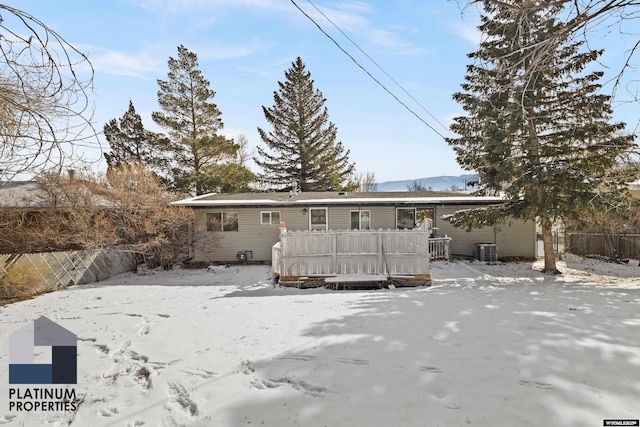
xmin=278 ymin=273 xmax=432 ymax=290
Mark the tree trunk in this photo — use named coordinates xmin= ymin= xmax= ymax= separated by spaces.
xmin=540 ymin=217 xmax=560 ymax=274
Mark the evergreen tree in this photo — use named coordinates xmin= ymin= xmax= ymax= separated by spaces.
xmin=446 ymin=1 xmax=636 ymax=273
xmin=152 ymin=45 xmax=252 ymax=195
xmin=103 ymin=100 xmax=170 ymax=182
xmin=255 ymin=57 xmax=355 ymax=191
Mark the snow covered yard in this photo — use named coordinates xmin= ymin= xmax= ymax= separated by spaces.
xmin=1 ymin=255 xmax=639 ymax=426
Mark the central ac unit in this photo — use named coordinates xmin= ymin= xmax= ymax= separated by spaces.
xmin=476 ymin=243 xmax=497 ymax=263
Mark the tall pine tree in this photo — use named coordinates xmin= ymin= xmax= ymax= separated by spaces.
xmin=255 ymin=57 xmax=355 ymax=191
xmin=446 ymin=1 xmax=636 ymax=273
xmin=103 ymin=100 xmax=171 ymax=182
xmin=152 ymin=45 xmax=252 ymax=195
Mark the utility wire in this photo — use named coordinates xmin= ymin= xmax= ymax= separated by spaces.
xmin=289 ymin=0 xmax=449 ymax=140
xmin=306 ymin=0 xmax=451 ymax=135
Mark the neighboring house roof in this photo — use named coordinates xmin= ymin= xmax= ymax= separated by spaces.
xmin=0 ymin=181 xmax=113 ymax=209
xmin=0 ymin=182 xmax=49 ymax=208
xmin=172 ymin=191 xmax=505 ymax=208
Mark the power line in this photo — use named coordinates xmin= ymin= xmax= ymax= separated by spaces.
xmin=305 ymin=0 xmax=452 ymax=135
xmin=289 ymin=0 xmax=449 ymax=140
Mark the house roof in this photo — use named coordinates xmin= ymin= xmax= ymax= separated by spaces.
xmin=0 ymin=181 xmax=113 ymax=209
xmin=171 ymin=191 xmax=505 ymax=208
xmin=0 ymin=182 xmax=48 ymax=208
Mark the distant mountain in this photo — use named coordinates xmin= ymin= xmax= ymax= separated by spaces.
xmin=375 ymin=174 xmax=479 ymax=192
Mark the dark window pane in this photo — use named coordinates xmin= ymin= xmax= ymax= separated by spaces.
xmin=396 ymin=208 xmax=415 ymax=229
xmin=350 ymin=211 xmax=360 ymax=229
xmin=310 ymin=209 xmax=326 ymax=225
xmin=261 ymin=212 xmax=271 ymax=224
xmin=206 ymin=213 xmax=222 ymax=232
xmin=224 ymin=212 xmax=239 ymax=231
xmin=310 ymin=208 xmax=327 ymax=230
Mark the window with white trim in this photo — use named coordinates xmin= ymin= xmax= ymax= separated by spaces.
xmin=350 ymin=210 xmax=371 ymax=230
xmin=260 ymin=211 xmax=281 ymax=225
xmin=206 ymin=212 xmax=239 ymax=232
xmin=309 ymin=208 xmax=328 ymax=231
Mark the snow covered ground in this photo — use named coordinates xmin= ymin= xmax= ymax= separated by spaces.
xmin=1 ymin=254 xmax=639 ymax=426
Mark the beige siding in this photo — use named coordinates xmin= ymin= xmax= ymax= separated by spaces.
xmin=192 ymin=205 xmax=400 ymax=262
xmin=191 ymin=203 xmax=536 ymax=262
xmin=435 ymin=205 xmax=536 ymax=258
xmin=192 ymin=208 xmax=282 ymax=262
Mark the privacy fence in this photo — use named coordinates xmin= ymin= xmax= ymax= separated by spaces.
xmin=567 ymin=233 xmax=640 ymax=260
xmin=0 ymin=249 xmax=136 ymax=291
xmin=272 ymin=229 xmax=447 ymax=278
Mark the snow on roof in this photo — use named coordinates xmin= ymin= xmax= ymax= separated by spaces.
xmin=0 ymin=180 xmax=114 ymax=209
xmin=171 ymin=191 xmax=505 ymax=207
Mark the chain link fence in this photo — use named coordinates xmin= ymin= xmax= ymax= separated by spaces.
xmin=0 ymin=249 xmax=136 ymax=291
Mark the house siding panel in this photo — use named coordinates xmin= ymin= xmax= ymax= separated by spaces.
xmin=192 ymin=206 xmax=401 ymax=262
xmin=193 ymin=208 xmax=282 ymax=262
xmin=435 ymin=205 xmax=536 ymax=258
xmin=189 ymin=201 xmax=536 ymax=263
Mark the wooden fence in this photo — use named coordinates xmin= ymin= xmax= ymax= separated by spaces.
xmin=272 ymin=229 xmax=442 ymax=278
xmin=567 ymin=233 xmax=640 ymax=260
xmin=0 ymin=249 xmax=136 ymax=291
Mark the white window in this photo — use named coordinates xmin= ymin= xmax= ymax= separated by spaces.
xmin=309 ymin=208 xmax=328 ymax=231
xmin=206 ymin=212 xmax=239 ymax=232
xmin=350 ymin=210 xmax=371 ymax=230
xmin=260 ymin=211 xmax=281 ymax=225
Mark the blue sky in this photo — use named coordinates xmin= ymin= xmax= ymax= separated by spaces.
xmin=13 ymin=0 xmax=639 ymax=183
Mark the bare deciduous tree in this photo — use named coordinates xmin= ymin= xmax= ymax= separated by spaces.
xmin=0 ymin=5 xmax=97 ymax=181
xmin=349 ymin=171 xmax=378 ymax=192
xmin=0 ymin=164 xmax=194 ymax=269
xmin=407 ymin=180 xmax=431 ymax=192
xmin=104 ymin=163 xmax=194 ymax=269
xmin=235 ymin=134 xmax=255 ymax=167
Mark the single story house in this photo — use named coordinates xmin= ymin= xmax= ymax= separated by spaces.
xmin=172 ymin=191 xmax=537 ymax=263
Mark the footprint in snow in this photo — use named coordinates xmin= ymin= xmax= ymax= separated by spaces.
xmin=250 ymin=378 xmax=281 ymax=389
xmin=0 ymin=415 xmax=17 ymax=424
xmin=518 ymin=380 xmax=555 ymax=389
xmin=93 ymin=344 xmax=110 ymax=355
xmin=137 ymin=322 xmax=151 ymax=336
xmin=418 ymin=366 xmax=443 ymax=373
xmin=252 ymin=377 xmax=327 ymax=396
xmin=335 ymin=358 xmax=369 ymax=365
xmin=98 ymin=407 xmax=119 ymax=417
xmin=179 ymin=367 xmax=217 ymax=379
xmin=278 ymin=354 xmax=316 ymax=362
xmin=166 ymin=382 xmax=199 ymax=417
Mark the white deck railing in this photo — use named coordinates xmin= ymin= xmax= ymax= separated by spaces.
xmin=272 ymin=229 xmax=439 ymax=278
xmin=430 ymin=236 xmax=452 ymax=261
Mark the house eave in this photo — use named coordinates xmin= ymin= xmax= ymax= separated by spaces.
xmin=171 ymin=193 xmax=505 ymax=209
